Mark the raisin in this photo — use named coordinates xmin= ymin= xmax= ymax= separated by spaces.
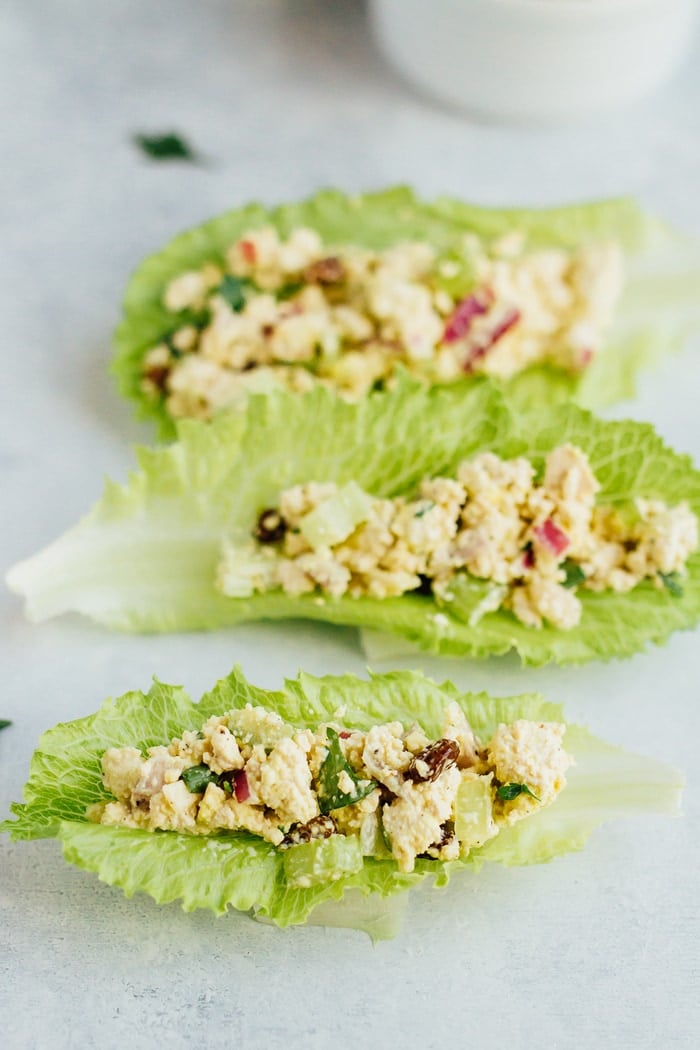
xmin=414 ymin=574 xmax=434 ymax=596
xmin=433 ymin=819 xmax=455 ymax=849
xmin=254 ymin=509 xmax=287 ymax=544
xmin=280 ymin=814 xmax=337 ymax=849
xmin=405 ymin=739 xmax=460 ymax=783
xmin=303 ymin=256 xmax=346 ymax=285
xmin=143 ymin=364 xmax=170 ymax=392
xmin=420 ymin=820 xmax=456 ymax=858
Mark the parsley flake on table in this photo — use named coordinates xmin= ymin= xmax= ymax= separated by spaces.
xmin=132 ymin=132 xmax=201 ymax=163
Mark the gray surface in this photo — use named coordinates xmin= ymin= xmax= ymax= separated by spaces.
xmin=1 ymin=2 xmax=699 ymax=1047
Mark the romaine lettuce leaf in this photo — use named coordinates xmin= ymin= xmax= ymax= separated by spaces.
xmin=113 ymin=187 xmax=700 ymax=438
xmin=1 ymin=667 xmax=683 ymax=938
xmin=8 ymin=378 xmax=700 ymax=665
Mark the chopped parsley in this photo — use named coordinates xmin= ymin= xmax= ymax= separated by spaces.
xmin=659 ymin=571 xmax=683 ymax=597
xmin=414 ymin=501 xmax=436 ymax=519
xmin=217 ymin=275 xmax=253 ymax=313
xmin=277 ymin=281 xmax=305 ymax=301
xmin=132 ymin=131 xmax=200 ymax=162
xmin=317 ymin=728 xmax=375 ymax=814
xmin=0 ymin=720 xmax=11 ymax=732
xmin=562 ymin=559 xmax=586 ymax=589
xmin=496 ymin=782 xmax=540 ymax=802
xmin=181 ymin=764 xmax=220 ymax=793
xmin=532 ymin=461 xmax=546 ymax=485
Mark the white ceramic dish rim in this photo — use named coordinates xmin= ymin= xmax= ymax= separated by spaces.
xmin=431 ymin=0 xmax=695 ymax=19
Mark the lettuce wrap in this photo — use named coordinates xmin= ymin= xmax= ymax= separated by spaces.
xmin=1 ymin=667 xmax=683 ymax=940
xmin=7 ymin=379 xmax=700 ymax=665
xmin=113 ymin=187 xmax=700 ymax=439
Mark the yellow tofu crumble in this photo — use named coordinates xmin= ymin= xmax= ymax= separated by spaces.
xmin=92 ymin=703 xmax=574 ymax=874
xmin=141 ymin=225 xmax=624 ymax=420
xmin=216 ymin=445 xmax=698 ymax=631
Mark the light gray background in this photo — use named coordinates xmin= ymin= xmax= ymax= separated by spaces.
xmin=1 ymin=2 xmax=699 ymax=1048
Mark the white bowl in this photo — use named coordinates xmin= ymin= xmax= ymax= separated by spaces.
xmin=369 ymin=0 xmax=699 ymax=122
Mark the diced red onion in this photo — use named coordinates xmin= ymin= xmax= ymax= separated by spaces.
xmin=240 ymin=240 xmax=257 ymax=264
xmin=522 ymin=547 xmax=535 ymax=569
xmin=339 ymin=731 xmax=352 ymax=739
xmin=462 ymin=307 xmax=521 ymax=373
xmin=534 ymin=519 xmax=570 ymax=556
xmin=443 ymin=289 xmax=493 ymax=343
xmin=234 ymin=770 xmax=250 ymax=803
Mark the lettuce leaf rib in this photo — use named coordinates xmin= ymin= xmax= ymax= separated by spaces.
xmin=112 ymin=187 xmax=700 ymax=438
xmin=7 ymin=379 xmax=700 ymax=665
xmin=1 ymin=667 xmax=683 ymax=937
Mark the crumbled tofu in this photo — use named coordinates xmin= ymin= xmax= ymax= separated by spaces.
xmin=145 ymin=225 xmax=626 ymax=422
xmin=95 ymin=702 xmax=572 ymax=874
xmin=208 ymin=798 xmax=285 ymax=846
xmin=628 ymin=500 xmax=698 ymax=578
xmin=101 ymin=747 xmax=144 ymax=800
xmin=361 ymin=723 xmax=413 ymax=795
xmin=218 ymin=445 xmax=697 ymax=632
xmin=98 ymin=800 xmax=142 ymax=829
xmin=383 ymin=766 xmax=462 ymax=873
xmin=168 ymin=729 xmax=206 ymax=764
xmin=257 ymin=737 xmax=319 ymax=825
xmin=511 ymin=576 xmax=582 ymax=631
xmin=204 ymin=725 xmax=244 ymax=775
xmin=164 ymin=270 xmax=210 ymax=312
xmin=197 ymin=782 xmax=228 ymax=825
xmin=131 ymin=747 xmax=189 ymax=803
xmin=488 ymin=720 xmax=572 ymax=819
xmin=148 ymin=780 xmax=200 ymax=832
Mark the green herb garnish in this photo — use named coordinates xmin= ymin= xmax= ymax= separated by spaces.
xmin=317 ymin=728 xmax=375 ymax=814
xmin=181 ymin=764 xmax=219 ymax=794
xmin=277 ymin=281 xmax=304 ymax=301
xmin=659 ymin=571 xmax=683 ymax=597
xmin=217 ymin=275 xmax=252 ymax=313
xmin=0 ymin=720 xmax=11 ymax=731
xmin=532 ymin=461 xmax=546 ymax=485
xmin=133 ymin=132 xmax=200 ymax=162
xmin=562 ymin=559 xmax=586 ymax=589
xmin=496 ymin=782 xmax=540 ymax=802
xmin=414 ymin=501 xmax=435 ymax=519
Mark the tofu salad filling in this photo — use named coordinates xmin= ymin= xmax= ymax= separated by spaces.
xmin=217 ymin=443 xmax=698 ymax=631
xmin=92 ymin=702 xmax=572 ymax=878
xmin=141 ymin=224 xmax=624 ymax=421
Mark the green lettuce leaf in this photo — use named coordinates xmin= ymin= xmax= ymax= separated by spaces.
xmin=8 ymin=378 xmax=700 ymax=665
xmin=113 ymin=187 xmax=700 ymax=438
xmin=0 ymin=667 xmax=683 ymax=938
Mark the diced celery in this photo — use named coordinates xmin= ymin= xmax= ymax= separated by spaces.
xmin=436 ymin=572 xmax=507 ymax=627
xmin=359 ymin=812 xmax=393 ymax=859
xmin=225 ymin=706 xmax=293 ymax=748
xmin=454 ymin=775 xmax=497 ymax=851
xmin=299 ymin=482 xmax=374 ymax=549
xmin=217 ymin=543 xmax=277 ymax=598
xmin=283 ymin=834 xmax=363 ymax=889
